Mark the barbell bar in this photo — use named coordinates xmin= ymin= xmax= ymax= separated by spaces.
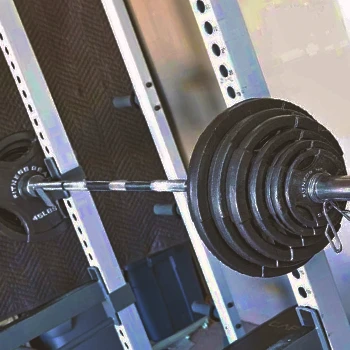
xmin=2 ymin=97 xmax=350 ymax=277
xmin=26 ymin=174 xmax=350 ymax=201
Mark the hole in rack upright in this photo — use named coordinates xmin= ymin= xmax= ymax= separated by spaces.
xmin=227 ymin=86 xmax=236 ymax=99
xmin=292 ymin=270 xmax=301 ymax=279
xmin=204 ymin=21 xmax=213 ymax=34
xmin=212 ymin=44 xmax=221 ymax=56
xmin=196 ymin=0 xmax=206 ymax=13
xmin=298 ymin=287 xmax=307 ymax=298
xmin=219 ymin=65 xmax=229 ymax=78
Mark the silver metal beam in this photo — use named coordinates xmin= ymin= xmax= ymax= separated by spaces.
xmin=189 ymin=0 xmax=350 ymax=348
xmin=101 ymin=0 xmax=245 ymax=343
xmin=0 ymin=1 xmax=151 ymax=349
xmin=288 ymin=254 xmax=350 ymax=349
xmin=188 ymin=0 xmax=269 ymax=107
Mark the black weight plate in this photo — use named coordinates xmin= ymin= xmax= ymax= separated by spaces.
xmin=264 ymin=138 xmax=335 ymax=235
xmin=270 ymin=140 xmax=343 ymax=235
xmin=188 ymin=98 xmax=310 ymax=277
xmin=285 ymin=148 xmax=346 ymax=228
xmin=249 ymin=115 xmax=341 ymax=234
xmin=270 ymin=139 xmax=342 ymax=236
xmin=249 ymin=128 xmax=328 ymax=250
xmin=189 ymin=99 xmax=265 ymax=276
xmin=0 ymin=132 xmax=70 ymax=242
xmin=266 ymin=141 xmax=320 ymax=235
xmin=225 ymin=114 xmax=323 ymax=263
xmin=209 ymin=109 xmax=311 ymax=266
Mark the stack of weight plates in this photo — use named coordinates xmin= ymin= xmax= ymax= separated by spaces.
xmin=188 ymin=98 xmax=346 ymax=277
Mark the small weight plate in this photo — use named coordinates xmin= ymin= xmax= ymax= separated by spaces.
xmin=0 ymin=131 xmax=70 ymax=242
xmin=263 ymin=123 xmax=344 ymax=234
xmin=249 ymin=129 xmax=328 ymax=249
xmin=270 ymin=140 xmax=342 ymax=236
xmin=285 ymin=148 xmax=346 ymax=228
xmin=188 ymin=98 xmax=309 ymax=276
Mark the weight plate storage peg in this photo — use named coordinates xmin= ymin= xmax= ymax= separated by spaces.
xmin=0 ymin=131 xmax=70 ymax=242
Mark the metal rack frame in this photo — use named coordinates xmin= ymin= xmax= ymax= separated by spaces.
xmin=2 ymin=0 xmax=350 ymax=348
xmin=101 ymin=0 xmax=245 ymax=343
xmin=189 ymin=0 xmax=350 ymax=348
xmin=0 ymin=1 xmax=151 ymax=349
xmin=0 ymin=0 xmax=245 ymax=348
xmin=0 ymin=267 xmax=137 ymax=350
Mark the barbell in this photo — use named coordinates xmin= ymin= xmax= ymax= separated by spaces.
xmin=1 ymin=98 xmax=349 ymax=277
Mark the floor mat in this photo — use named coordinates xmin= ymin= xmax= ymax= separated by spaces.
xmin=0 ymin=0 xmax=187 ymax=320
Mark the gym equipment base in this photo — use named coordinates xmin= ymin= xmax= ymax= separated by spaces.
xmin=224 ymin=306 xmax=329 ymax=350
